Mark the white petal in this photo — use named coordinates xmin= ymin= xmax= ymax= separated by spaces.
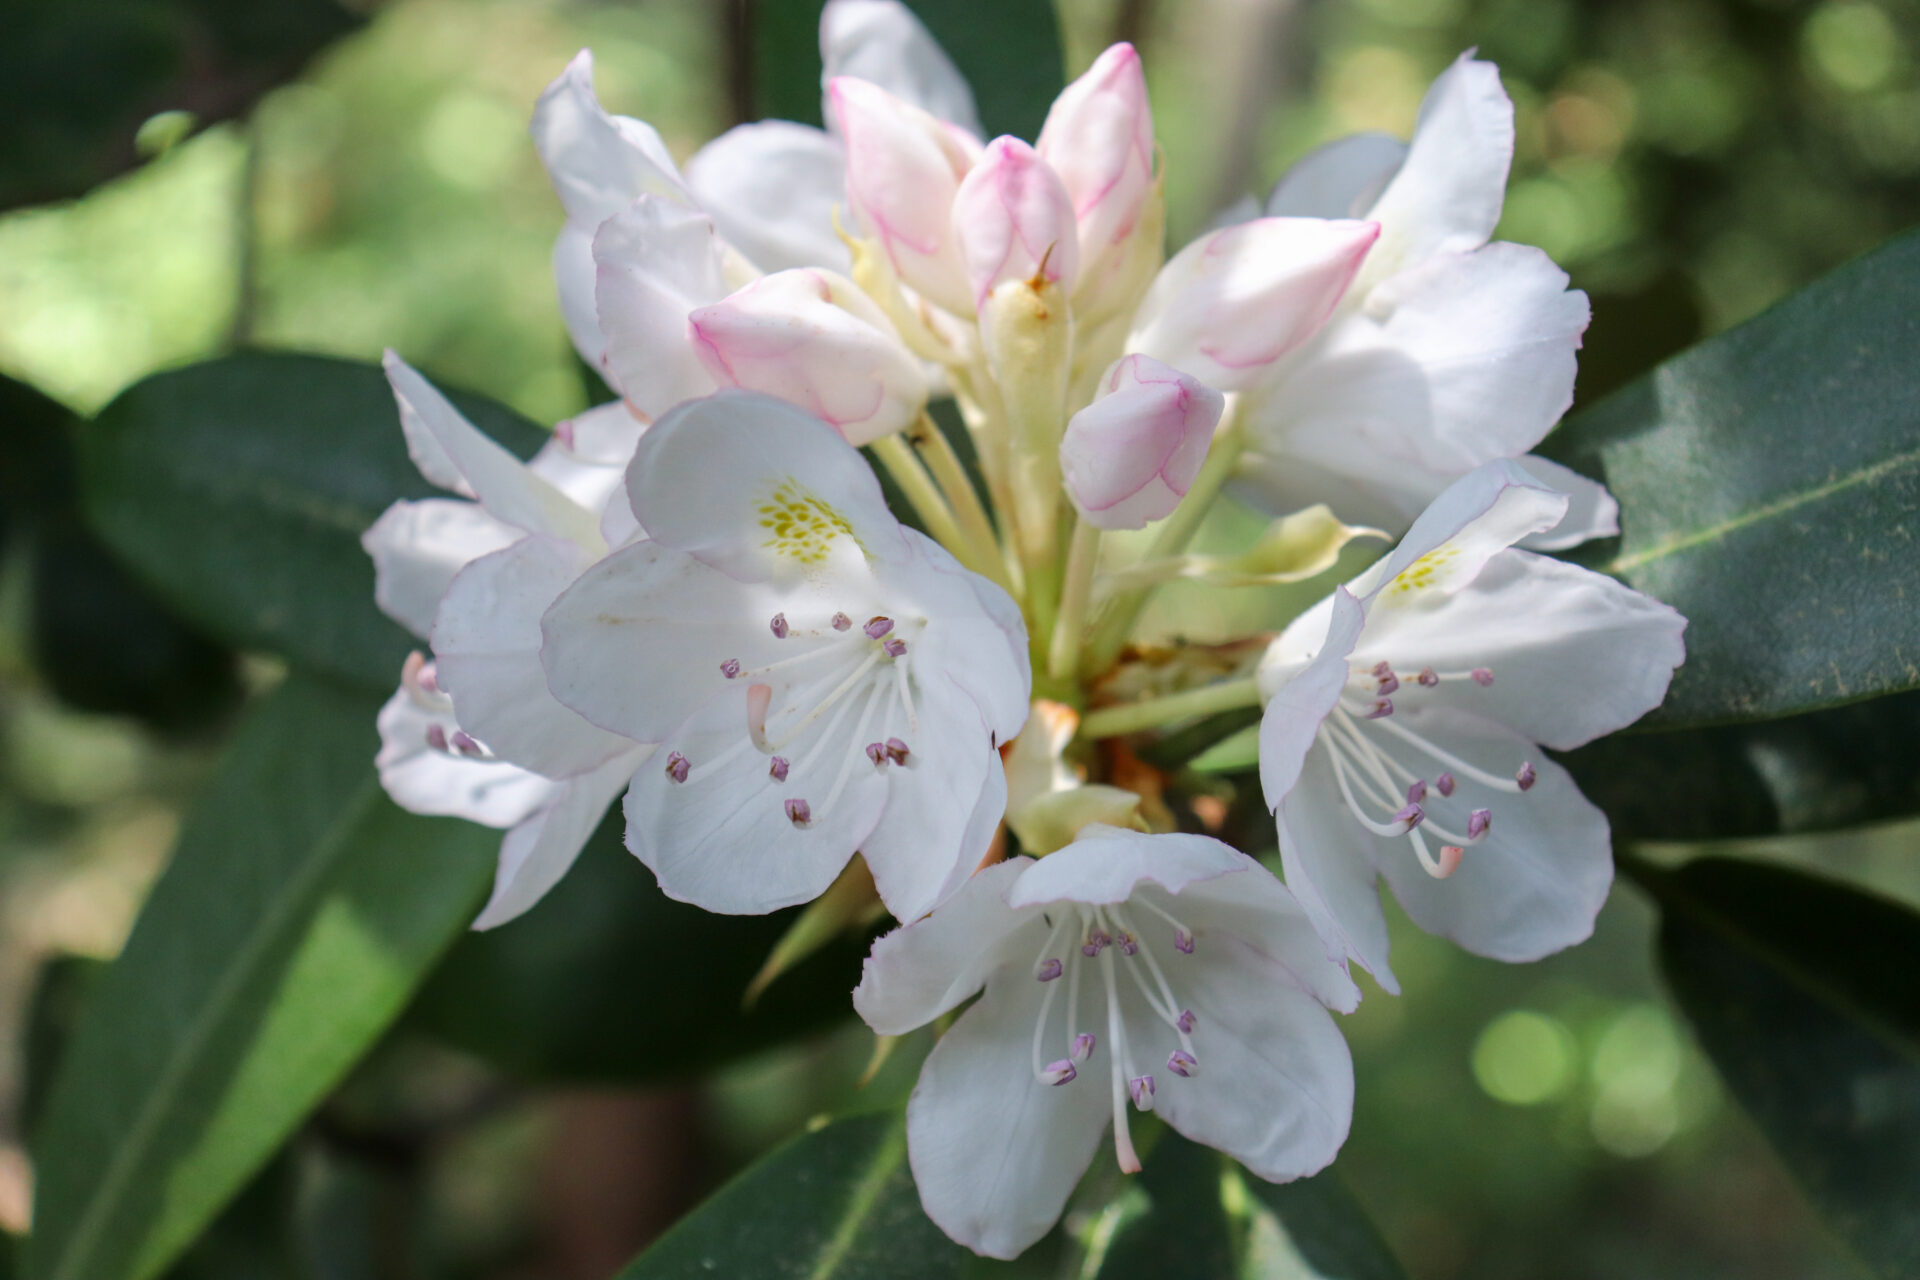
xmin=1365 ymin=708 xmax=1613 ymax=963
xmin=383 ymin=353 xmax=603 ymax=549
xmin=553 ymin=222 xmax=606 ymax=368
xmin=853 ymin=856 xmax=1036 ymax=1033
xmin=550 ymin=399 xmax=648 ymax=465
xmin=599 ymin=476 xmax=643 ymax=549
xmin=1274 ymin=749 xmax=1399 ymax=993
xmin=471 ymin=747 xmax=645 ymax=930
xmin=905 ymin=971 xmax=1112 ymax=1260
xmin=531 ymin=50 xmax=690 ymax=231
xmin=1007 ymin=826 xmax=1249 ymax=908
xmin=541 ymin=539 xmax=794 ymax=744
xmin=1346 ymin=460 xmax=1566 ymax=602
xmin=1357 ymin=53 xmax=1513 ymax=283
xmin=591 ymin=196 xmax=727 ymax=419
xmin=362 ymin=498 xmax=519 ymax=639
xmin=432 ymin=536 xmax=636 ymax=776
xmin=952 ymin=136 xmax=1081 ymax=306
xmin=1265 ymin=132 xmax=1408 ymax=219
xmin=622 ymin=685 xmax=888 ymax=914
xmin=625 ymin=389 xmax=910 ymax=581
xmin=1126 ymin=218 xmax=1380 ymax=392
xmin=1242 ymin=243 xmax=1589 ymax=533
xmin=1148 ymin=944 xmax=1354 ymax=1184
xmin=1175 ymin=867 xmax=1362 ymax=1012
xmin=1061 ymin=354 xmax=1222 ymax=530
xmin=375 ymin=683 xmax=556 ymax=828
xmin=1038 ymin=43 xmax=1155 ymax=281
xmin=685 ymin=122 xmax=851 ymax=275
xmin=820 ymin=0 xmax=982 ymax=135
xmin=859 ymin=673 xmax=998 ymax=921
xmin=1514 ymin=455 xmax=1619 ymax=551
xmin=1355 ymin=549 xmax=1685 ymax=750
xmin=1256 ymin=588 xmax=1364 ymax=795
xmin=880 ymin=531 xmax=1031 ymax=740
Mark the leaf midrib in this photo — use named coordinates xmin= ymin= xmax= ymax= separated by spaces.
xmin=39 ymin=776 xmax=384 ymax=1280
xmin=804 ymin=1120 xmax=909 ymax=1280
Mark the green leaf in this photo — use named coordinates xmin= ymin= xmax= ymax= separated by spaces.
xmin=0 ymin=0 xmax=360 ymax=210
xmin=1239 ymin=1167 xmax=1408 ymax=1280
xmin=750 ymin=0 xmax=1065 ymax=140
xmin=1085 ymin=1133 xmax=1234 ymax=1280
xmin=1639 ymin=855 xmax=1920 ymax=1277
xmin=408 ymin=815 xmax=869 ymax=1083
xmin=615 ymin=1111 xmax=967 ymax=1279
xmin=25 ymin=673 xmax=496 ymax=1280
xmin=79 ymin=353 xmax=548 ymax=691
xmin=19 ymin=955 xmax=108 ymax=1144
xmin=1558 ymin=690 xmax=1920 ymax=842
xmin=1542 ymin=227 xmax=1920 ymax=727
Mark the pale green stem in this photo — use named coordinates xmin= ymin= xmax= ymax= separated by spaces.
xmin=1085 ymin=402 xmax=1247 ymax=670
xmin=871 ymin=435 xmax=990 ymax=578
xmin=1048 ymin=516 xmax=1102 ymax=684
xmin=1077 ymin=676 xmax=1263 ymax=741
xmin=910 ymin=413 xmax=1013 ymax=594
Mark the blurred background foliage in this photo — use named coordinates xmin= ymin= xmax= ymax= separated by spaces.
xmin=2 ymin=0 xmax=1918 ymax=1276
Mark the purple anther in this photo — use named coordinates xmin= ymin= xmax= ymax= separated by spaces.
xmin=1407 ymin=779 xmax=1428 ymax=804
xmin=785 ymin=797 xmax=812 ymax=826
xmin=664 ymin=751 xmax=691 ymax=784
xmin=1435 ymin=771 xmax=1456 ymax=797
xmin=1176 ymin=1008 xmax=1196 ymax=1035
xmin=1471 ymin=667 xmax=1495 ymax=687
xmin=1072 ymin=1032 xmax=1096 ymax=1061
xmin=1036 ymin=958 xmax=1063 ymax=982
xmin=416 ymin=663 xmax=441 ymax=695
xmin=1468 ymin=808 xmax=1492 ymax=840
xmin=1116 ymin=931 xmax=1138 ymax=956
xmin=450 ymin=730 xmax=483 ymax=756
xmin=1364 ymin=698 xmax=1394 ymax=719
xmin=885 ymin=737 xmax=910 ymax=764
xmin=1167 ymin=1050 xmax=1198 ymax=1078
xmin=1174 ymin=928 xmax=1195 ymax=955
xmin=770 ymin=612 xmax=790 ymax=639
xmin=1129 ymin=1074 xmax=1156 ymax=1109
xmin=831 ymin=612 xmax=852 ymax=631
xmin=1081 ymin=928 xmax=1111 ymax=958
xmin=865 ymin=741 xmax=889 ymax=767
xmin=864 ymin=616 xmax=894 ymax=639
xmin=1516 ymin=761 xmax=1537 ymax=792
xmin=425 ymin=724 xmax=450 ymax=752
xmin=1378 ymin=673 xmax=1401 ymax=696
xmin=1393 ymin=803 xmax=1425 ymax=830
xmin=553 ymin=419 xmax=577 ymax=451
xmin=1418 ymin=666 xmax=1440 ymax=687
xmin=1042 ymin=1059 xmax=1077 ymax=1086
xmin=720 ymin=658 xmax=742 ymax=679
xmin=882 ymin=637 xmax=908 ymax=657
xmin=1371 ymin=660 xmax=1392 ymax=678
xmin=769 ymin=755 xmax=790 ymax=782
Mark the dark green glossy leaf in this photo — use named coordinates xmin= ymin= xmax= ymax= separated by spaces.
xmin=1087 ymin=1132 xmax=1234 ymax=1280
xmin=0 ymin=0 xmax=360 ymax=210
xmin=1542 ymin=227 xmax=1920 ymax=727
xmin=1558 ymin=689 xmax=1920 ymax=842
xmin=1241 ymin=1167 xmax=1408 ymax=1280
xmin=79 ymin=353 xmax=547 ymax=691
xmin=25 ymin=674 xmax=496 ymax=1280
xmin=751 ymin=0 xmax=1065 ymax=141
xmin=1640 ymin=855 xmax=1920 ymax=1276
xmin=616 ymin=1111 xmax=966 ymax=1279
xmin=408 ymin=814 xmax=869 ymax=1084
xmin=19 ymin=955 xmax=108 ymax=1143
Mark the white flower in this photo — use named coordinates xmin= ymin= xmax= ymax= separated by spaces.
xmin=539 ymin=391 xmax=1030 ymax=920
xmin=1060 ymin=353 xmax=1224 ymax=530
xmin=363 ymin=353 xmax=653 ymax=928
xmin=1231 ymin=54 xmax=1613 ymax=548
xmin=1255 ymin=461 xmax=1685 ymax=991
xmin=854 ymin=825 xmax=1358 ymax=1259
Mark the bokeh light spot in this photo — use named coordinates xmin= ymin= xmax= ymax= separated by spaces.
xmin=1472 ymin=1009 xmax=1577 ymax=1106
xmin=1804 ymin=1 xmax=1905 ymax=93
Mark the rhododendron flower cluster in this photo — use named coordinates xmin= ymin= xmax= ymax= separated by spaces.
xmin=366 ymin=0 xmax=1685 ymax=1260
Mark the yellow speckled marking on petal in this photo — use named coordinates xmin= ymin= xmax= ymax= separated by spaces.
xmin=1390 ymin=544 xmax=1461 ymax=595
xmin=757 ymin=479 xmax=861 ymax=565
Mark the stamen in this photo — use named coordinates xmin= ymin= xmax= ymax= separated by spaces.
xmin=1468 ymin=808 xmax=1492 ymax=839
xmin=1329 ymin=750 xmax=1424 ymax=836
xmin=413 ymin=662 xmax=440 ymax=696
xmin=1167 ymin=1050 xmax=1198 ymax=1078
xmin=1435 ymin=844 xmax=1465 ymax=877
xmin=1407 ymin=779 xmax=1428 ymax=804
xmin=770 ymin=612 xmax=789 ymax=639
xmin=831 ymin=612 xmax=852 ymax=631
xmin=1129 ymin=1075 xmax=1156 ymax=1110
xmin=450 ymin=730 xmax=485 ymax=756
xmin=1082 ymin=927 xmax=1111 ymax=958
xmin=1036 ymin=958 xmax=1063 ymax=982
xmin=720 ymin=658 xmax=742 ymax=679
xmin=784 ymin=798 xmax=812 ymax=826
xmin=1041 ymin=1059 xmax=1077 ymax=1086
xmin=1073 ymin=1032 xmax=1097 ymax=1062
xmin=882 ymin=637 xmax=908 ymax=657
xmin=425 ymin=724 xmax=449 ymax=752
xmin=1516 ymin=762 xmax=1537 ymax=791
xmin=758 ymin=650 xmax=884 ymax=752
xmin=1176 ymin=1009 xmax=1196 ymax=1034
xmin=1364 ymin=698 xmax=1394 ymax=719
xmin=1099 ymin=943 xmax=1142 ymax=1173
xmin=1471 ymin=667 xmax=1494 ymax=686
xmin=1368 ymin=713 xmax=1527 ymax=793
xmin=1115 ymin=931 xmax=1138 ymax=956
xmin=1175 ymin=930 xmax=1194 ymax=954
xmin=664 ymin=752 xmax=690 ymax=783
xmin=1133 ymin=897 xmax=1197 ymax=954
xmin=893 ymin=662 xmax=920 ymax=736
xmin=769 ymin=756 xmax=790 ymax=781
xmin=1418 ymin=666 xmax=1439 ymax=687
xmin=1372 ymin=662 xmax=1400 ymax=695
xmin=1393 ymin=803 xmax=1425 ymax=829
xmin=864 ymin=616 xmax=894 ymax=639
xmin=885 ymin=737 xmax=910 ymax=764
xmin=865 ymin=742 xmax=888 ymax=766
xmin=1436 ymin=771 xmax=1456 ymax=796
xmin=1107 ymin=907 xmax=1198 ymax=1058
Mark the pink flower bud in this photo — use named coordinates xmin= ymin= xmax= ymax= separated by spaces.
xmin=952 ymin=137 xmax=1079 ymax=308
xmin=1059 ymin=354 xmax=1224 ymax=530
xmin=687 ymin=268 xmax=928 ymax=445
xmin=1126 ymin=217 xmax=1380 ymax=391
xmin=1038 ymin=43 xmax=1154 ymax=288
xmin=828 ymin=75 xmax=979 ymax=316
